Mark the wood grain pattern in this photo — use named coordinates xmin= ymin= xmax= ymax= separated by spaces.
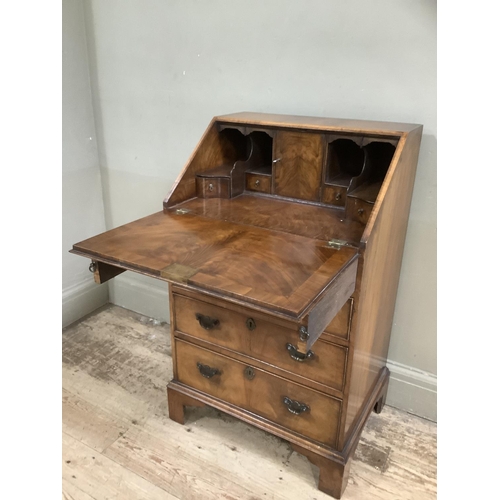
xmin=341 ymin=127 xmax=423 ymax=445
xmin=305 ymin=259 xmax=357 ymax=350
xmin=346 ymin=197 xmax=373 ymax=225
xmin=196 ymin=175 xmax=231 ymax=199
xmin=323 ymin=299 xmax=353 ymax=341
xmin=245 ymin=172 xmax=271 ymax=193
xmin=216 ymin=112 xmax=419 ymax=134
xmin=172 ymin=292 xmax=348 ymax=393
xmin=164 ymin=123 xmax=248 ymax=208
xmin=72 ymin=209 xmax=358 ymax=321
xmin=62 ymin=389 xmax=128 ymax=452
xmin=274 ymin=130 xmax=324 ymax=201
xmin=175 ymin=339 xmax=342 ymax=447
xmin=93 ymin=261 xmax=126 ymax=284
xmin=63 ymin=434 xmax=177 ymax=500
xmin=322 ymin=184 xmax=347 ymax=207
xmin=175 ymin=194 xmax=365 ymax=244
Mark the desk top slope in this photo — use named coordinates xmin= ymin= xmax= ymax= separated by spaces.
xmin=72 ymin=112 xmax=422 ymax=348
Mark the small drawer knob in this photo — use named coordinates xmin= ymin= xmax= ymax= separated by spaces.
xmin=255 ymin=179 xmax=260 ymax=187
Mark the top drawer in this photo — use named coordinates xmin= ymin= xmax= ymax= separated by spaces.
xmin=172 ymin=292 xmax=349 ymax=392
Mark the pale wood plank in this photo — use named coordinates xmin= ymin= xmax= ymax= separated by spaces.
xmin=105 ymin=425 xmax=284 ymax=500
xmin=62 ymin=478 xmax=96 ymax=500
xmin=62 ymin=433 xmax=178 ymax=500
xmin=62 ymin=388 xmax=129 ymax=453
xmin=62 ymin=366 xmax=152 ymax=426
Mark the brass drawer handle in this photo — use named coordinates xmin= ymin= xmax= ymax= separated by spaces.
xmin=283 ymin=397 xmax=309 ymax=415
xmin=286 ymin=343 xmax=314 ymax=362
xmin=255 ymin=179 xmax=260 ymax=187
xmin=197 ymin=362 xmax=221 ymax=379
xmin=195 ymin=313 xmax=220 ymax=330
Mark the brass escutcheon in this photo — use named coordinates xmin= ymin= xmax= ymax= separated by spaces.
xmin=246 ymin=318 xmax=257 ymax=331
xmin=244 ymin=366 xmax=255 ymax=380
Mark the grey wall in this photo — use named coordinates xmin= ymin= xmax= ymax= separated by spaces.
xmin=81 ymin=0 xmax=436 ymax=419
xmin=62 ymin=0 xmax=108 ymax=327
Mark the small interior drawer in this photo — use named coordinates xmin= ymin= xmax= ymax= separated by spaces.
xmin=321 ymin=185 xmax=347 ymax=207
xmin=346 ymin=198 xmax=373 ymax=225
xmin=245 ymin=173 xmax=271 ymax=193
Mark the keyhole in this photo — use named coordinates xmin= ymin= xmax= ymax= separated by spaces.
xmin=244 ymin=366 xmax=255 ymax=380
xmin=246 ymin=318 xmax=256 ymax=331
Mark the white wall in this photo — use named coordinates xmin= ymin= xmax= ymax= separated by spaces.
xmin=62 ymin=0 xmax=108 ymax=327
xmin=82 ymin=0 xmax=436 ymax=419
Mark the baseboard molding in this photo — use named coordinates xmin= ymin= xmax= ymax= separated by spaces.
xmin=109 ymin=274 xmax=170 ymax=322
xmin=386 ymin=359 xmax=437 ymax=422
xmin=62 ymin=279 xmax=109 ymax=328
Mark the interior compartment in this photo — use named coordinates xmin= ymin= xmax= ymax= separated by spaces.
xmin=197 ymin=128 xmax=274 ymax=199
xmin=363 ymin=141 xmax=396 ymax=183
xmin=325 ymin=139 xmax=365 ymax=186
xmin=245 ymin=131 xmax=273 ymax=174
xmin=345 ymin=140 xmax=397 ymax=224
xmin=219 ymin=128 xmax=249 ymax=165
xmin=347 ymin=141 xmax=396 ymax=202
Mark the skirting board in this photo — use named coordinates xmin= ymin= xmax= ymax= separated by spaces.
xmin=109 ymin=273 xmax=170 ymax=322
xmin=62 ymin=279 xmax=109 ymax=328
xmin=386 ymin=359 xmax=437 ymax=422
xmin=107 ymin=274 xmax=436 ymax=421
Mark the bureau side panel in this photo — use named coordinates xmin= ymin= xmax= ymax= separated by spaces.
xmin=340 ymin=127 xmax=423 ymax=446
xmin=164 ymin=120 xmax=235 ymax=208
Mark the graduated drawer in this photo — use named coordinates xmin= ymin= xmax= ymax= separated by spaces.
xmin=175 ymin=339 xmax=341 ymax=447
xmin=173 ymin=293 xmax=347 ymax=392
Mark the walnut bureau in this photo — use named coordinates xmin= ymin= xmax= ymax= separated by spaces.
xmin=71 ymin=112 xmax=422 ymax=498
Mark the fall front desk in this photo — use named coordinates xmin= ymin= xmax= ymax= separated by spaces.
xmin=71 ymin=112 xmax=422 ymax=498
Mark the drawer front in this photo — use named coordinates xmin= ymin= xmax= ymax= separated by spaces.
xmin=245 ymin=173 xmax=271 ymax=193
xmin=175 ymin=339 xmax=341 ymax=446
xmin=321 ymin=185 xmax=347 ymax=207
xmin=173 ymin=294 xmax=347 ymax=391
xmin=346 ymin=197 xmax=373 ymax=225
xmin=196 ymin=176 xmax=230 ymax=199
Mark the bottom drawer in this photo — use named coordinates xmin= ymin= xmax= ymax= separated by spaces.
xmin=175 ymin=339 xmax=341 ymax=447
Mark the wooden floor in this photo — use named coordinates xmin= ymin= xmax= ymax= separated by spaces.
xmin=62 ymin=304 xmax=437 ymax=500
